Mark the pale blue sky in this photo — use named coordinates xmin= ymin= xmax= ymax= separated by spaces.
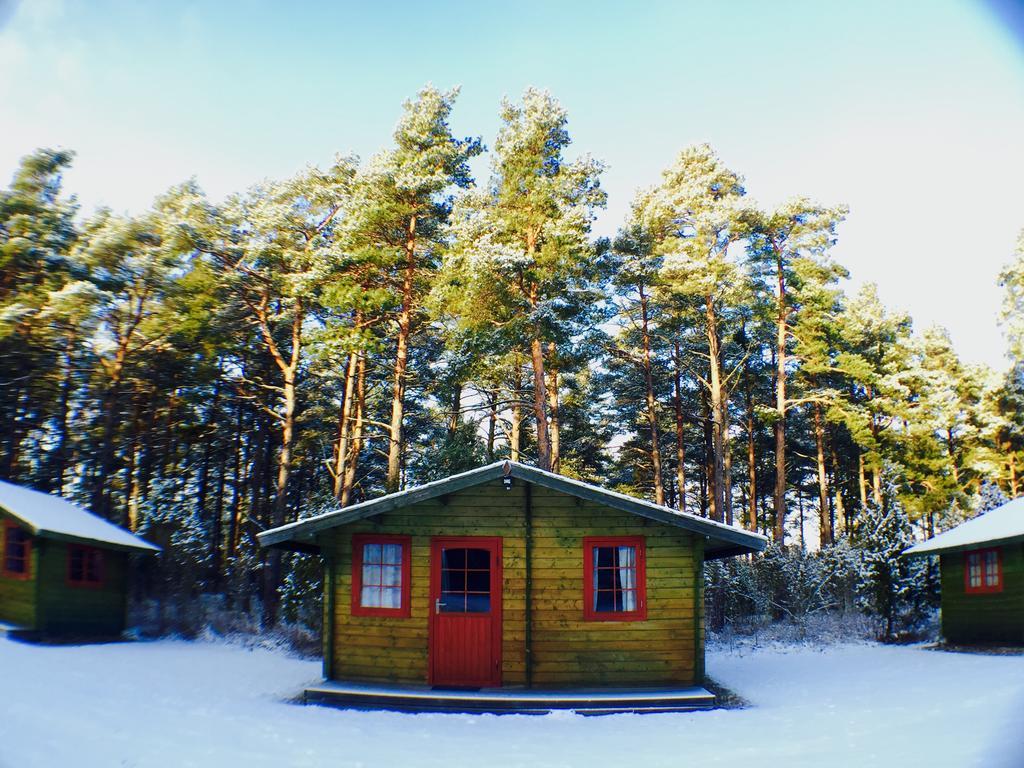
xmin=2 ymin=0 xmax=1023 ymax=367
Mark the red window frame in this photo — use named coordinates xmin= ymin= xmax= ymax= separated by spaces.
xmin=67 ymin=544 xmax=104 ymax=588
xmin=351 ymin=534 xmax=411 ymax=618
xmin=583 ymin=535 xmax=647 ymax=622
xmin=964 ymin=548 xmax=1002 ymax=594
xmin=2 ymin=521 xmax=32 ymax=580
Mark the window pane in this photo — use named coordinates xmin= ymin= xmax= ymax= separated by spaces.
xmin=442 ymin=548 xmax=465 ymax=569
xmin=465 ymin=593 xmax=490 ymax=613
xmin=381 ymin=587 xmax=401 ymax=609
xmin=985 ymin=551 xmax=999 ymax=586
xmin=439 ymin=594 xmax=466 ymax=613
xmin=381 ymin=565 xmax=401 ymax=587
xmin=361 ymin=585 xmax=379 ymax=607
xmin=442 ymin=569 xmax=466 ymax=593
xmin=466 ymin=570 xmax=489 ymax=593
xmin=595 ymin=546 xmax=615 ymax=569
xmin=595 ymin=590 xmax=616 ymax=612
xmin=616 ymin=546 xmax=634 ymax=568
xmin=362 ymin=562 xmax=379 ymax=586
xmin=381 ymin=543 xmax=403 ymax=565
xmin=363 ymin=543 xmax=381 ymax=565
xmin=466 ymin=549 xmax=489 ymax=569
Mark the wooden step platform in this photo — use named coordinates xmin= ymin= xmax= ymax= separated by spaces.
xmin=304 ymin=680 xmax=716 ymax=715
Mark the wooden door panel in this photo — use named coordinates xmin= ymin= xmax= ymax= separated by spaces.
xmin=429 ymin=537 xmax=502 ymax=688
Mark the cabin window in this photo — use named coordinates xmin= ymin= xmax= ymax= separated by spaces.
xmin=965 ymin=548 xmax=1002 ymax=594
xmin=2 ymin=522 xmax=31 ymax=579
xmin=68 ymin=545 xmax=104 ymax=587
xmin=351 ymin=534 xmax=411 ymax=617
xmin=583 ymin=536 xmax=647 ymax=621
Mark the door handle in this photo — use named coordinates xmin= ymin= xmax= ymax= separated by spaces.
xmin=435 ymin=598 xmax=442 ymax=614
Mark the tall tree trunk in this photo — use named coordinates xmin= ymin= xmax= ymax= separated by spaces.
xmin=723 ymin=404 xmax=733 ymax=526
xmin=858 ymin=451 xmax=869 ymax=510
xmin=51 ymin=334 xmax=75 ymax=493
xmin=341 ymin=354 xmax=367 ymax=507
xmin=387 ymin=215 xmax=418 ymax=492
xmin=747 ymin=406 xmax=758 ymax=533
xmin=546 ymin=343 xmax=561 ymax=474
xmin=509 ymin=366 xmax=523 ymax=463
xmin=1010 ymin=452 xmax=1020 ymax=498
xmin=673 ymin=341 xmax=687 ymax=513
xmin=333 ymin=350 xmax=359 ymax=499
xmin=701 ymin=389 xmax=714 ymax=519
xmin=527 ymin=279 xmax=552 ymax=471
xmin=449 ymin=380 xmax=462 ymax=436
xmin=705 ymin=295 xmax=725 ymax=522
xmin=639 ymin=289 xmax=664 ymax=503
xmin=228 ymin=399 xmax=247 ymax=559
xmin=831 ymin=439 xmax=847 ymax=535
xmin=125 ymin=390 xmax=143 ymax=531
xmin=212 ymin=423 xmax=228 ymax=589
xmin=814 ymin=402 xmax=832 ymax=547
xmin=773 ymin=252 xmax=788 ymax=544
xmin=872 ymin=462 xmax=884 ymax=509
xmin=946 ymin=427 xmax=960 ymax=488
xmin=486 ymin=390 xmax=497 ymax=462
xmin=195 ymin=382 xmax=221 ymax=534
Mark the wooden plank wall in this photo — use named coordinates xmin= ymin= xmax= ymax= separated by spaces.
xmin=323 ymin=480 xmax=528 ymax=686
xmin=321 ymin=478 xmax=705 ymax=688
xmin=940 ymin=544 xmax=1024 ymax=644
xmin=528 ymin=485 xmax=699 ymax=687
xmin=0 ymin=515 xmax=37 ymax=629
xmin=35 ymin=541 xmax=129 ymax=637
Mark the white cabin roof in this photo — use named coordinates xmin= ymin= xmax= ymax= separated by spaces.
xmin=904 ymin=497 xmax=1024 ymax=556
xmin=0 ymin=479 xmax=160 ymax=553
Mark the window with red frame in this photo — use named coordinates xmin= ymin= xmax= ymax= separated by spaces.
xmin=3 ymin=522 xmax=31 ymax=579
xmin=68 ymin=545 xmax=103 ymax=586
xmin=351 ymin=535 xmax=411 ymax=617
xmin=965 ymin=548 xmax=1002 ymax=594
xmin=583 ymin=536 xmax=646 ymax=621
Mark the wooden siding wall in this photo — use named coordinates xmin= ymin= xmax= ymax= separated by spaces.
xmin=320 ymin=479 xmax=704 ymax=688
xmin=940 ymin=545 xmax=1024 ymax=644
xmin=35 ymin=541 xmax=129 ymax=637
xmin=528 ymin=485 xmax=700 ymax=686
xmin=323 ymin=480 xmax=528 ymax=686
xmin=0 ymin=516 xmax=37 ymax=629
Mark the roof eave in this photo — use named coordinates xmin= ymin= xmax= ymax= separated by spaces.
xmin=259 ymin=461 xmax=767 ymax=557
xmin=36 ymin=528 xmax=161 ymax=554
xmin=903 ymin=533 xmax=1024 ymax=558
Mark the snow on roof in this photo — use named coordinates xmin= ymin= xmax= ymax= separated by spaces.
xmin=0 ymin=479 xmax=160 ymax=553
xmin=259 ymin=460 xmax=768 ymax=559
xmin=904 ymin=497 xmax=1024 ymax=556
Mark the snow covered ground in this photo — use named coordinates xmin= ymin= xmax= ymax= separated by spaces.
xmin=0 ymin=636 xmax=1021 ymax=768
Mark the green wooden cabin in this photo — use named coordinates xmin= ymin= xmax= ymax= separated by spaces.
xmin=0 ymin=479 xmax=160 ymax=639
xmin=904 ymin=498 xmax=1024 ymax=645
xmin=260 ymin=462 xmax=766 ymax=708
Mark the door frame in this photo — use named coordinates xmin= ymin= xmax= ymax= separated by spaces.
xmin=428 ymin=535 xmax=503 ymax=687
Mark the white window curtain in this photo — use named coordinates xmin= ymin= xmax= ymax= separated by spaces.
xmin=984 ymin=551 xmax=999 ymax=586
xmin=361 ymin=542 xmax=403 ymax=608
xmin=617 ymin=545 xmax=636 ymax=611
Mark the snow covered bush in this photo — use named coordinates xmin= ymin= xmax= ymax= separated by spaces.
xmin=854 ymin=497 xmax=934 ymax=641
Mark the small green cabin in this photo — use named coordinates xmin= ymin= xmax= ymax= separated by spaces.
xmin=904 ymin=498 xmax=1024 ymax=645
xmin=0 ymin=479 xmax=159 ymax=639
xmin=260 ymin=462 xmax=766 ymax=711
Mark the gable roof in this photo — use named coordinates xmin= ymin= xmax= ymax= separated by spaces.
xmin=259 ymin=461 xmax=767 ymax=559
xmin=0 ymin=479 xmax=160 ymax=554
xmin=903 ymin=497 xmax=1024 ymax=557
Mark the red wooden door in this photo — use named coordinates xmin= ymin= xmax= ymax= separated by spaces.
xmin=429 ymin=536 xmax=502 ymax=688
